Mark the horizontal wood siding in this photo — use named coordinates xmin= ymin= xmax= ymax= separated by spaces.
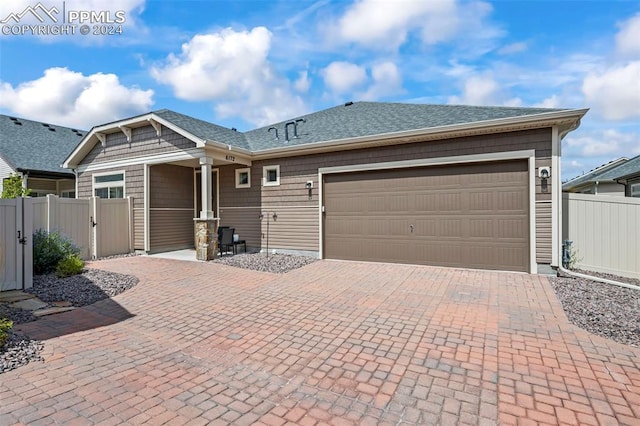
xmin=0 ymin=156 xmax=15 ymax=194
xmin=219 ymin=207 xmax=261 ymax=248
xmin=149 ymin=210 xmax=194 ymax=252
xmin=81 ymin=125 xmax=196 ymax=166
xmin=77 ymin=164 xmax=144 ymax=209
xmin=149 ymin=164 xmax=195 ymax=252
xmin=261 ymin=206 xmax=318 ymax=251
xmin=535 ymin=202 xmax=552 ymax=264
xmin=150 ymin=164 xmax=193 ymax=209
xmin=133 ymin=208 xmax=144 ymax=249
xmin=28 ymin=178 xmax=57 ymax=192
xmin=218 ymin=128 xmax=552 ymax=257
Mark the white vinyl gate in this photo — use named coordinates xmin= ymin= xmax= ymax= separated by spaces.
xmin=0 ymin=198 xmax=33 ymax=291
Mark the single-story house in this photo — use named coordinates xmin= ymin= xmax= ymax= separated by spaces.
xmin=563 ymin=155 xmax=640 ymax=197
xmin=63 ymin=102 xmax=587 ymax=273
xmin=0 ymin=114 xmax=85 ymax=197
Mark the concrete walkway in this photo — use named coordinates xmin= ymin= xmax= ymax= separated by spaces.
xmin=1 ymin=257 xmax=639 ymax=425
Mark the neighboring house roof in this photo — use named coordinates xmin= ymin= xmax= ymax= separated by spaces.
xmin=608 ymin=154 xmax=640 ymax=181
xmin=0 ymin=114 xmax=85 ymax=177
xmin=563 ymin=154 xmax=640 ymax=191
xmin=64 ymin=101 xmax=588 ymax=168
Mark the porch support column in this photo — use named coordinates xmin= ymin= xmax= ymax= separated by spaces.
xmin=200 ymin=157 xmax=214 ymax=219
xmin=194 ymin=156 xmax=218 ymax=261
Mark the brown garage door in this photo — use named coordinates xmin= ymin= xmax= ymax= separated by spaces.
xmin=322 ymin=160 xmax=530 ymax=272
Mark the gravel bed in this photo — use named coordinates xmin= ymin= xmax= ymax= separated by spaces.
xmin=0 ymin=332 xmax=43 ymax=374
xmin=212 ymin=253 xmax=317 ymax=273
xmin=551 ymin=270 xmax=640 ymax=348
xmin=0 ymin=304 xmax=37 ymax=325
xmin=26 ymin=268 xmax=139 ymax=307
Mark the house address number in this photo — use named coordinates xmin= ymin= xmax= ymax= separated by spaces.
xmin=225 ymin=155 xmax=235 ymax=162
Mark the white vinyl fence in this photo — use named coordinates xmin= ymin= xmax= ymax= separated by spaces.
xmin=0 ymin=197 xmax=33 ymax=291
xmin=32 ymin=195 xmax=133 ymax=260
xmin=563 ymin=193 xmax=640 ymax=279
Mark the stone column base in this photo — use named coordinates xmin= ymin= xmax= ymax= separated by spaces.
xmin=193 ymin=218 xmax=219 ymax=261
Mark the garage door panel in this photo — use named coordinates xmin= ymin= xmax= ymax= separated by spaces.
xmin=323 ymin=160 xmax=530 ymax=272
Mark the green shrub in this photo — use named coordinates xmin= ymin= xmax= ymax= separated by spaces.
xmin=0 ymin=317 xmax=13 ymax=348
xmin=33 ymin=229 xmax=80 ymax=275
xmin=55 ymin=254 xmax=85 ymax=278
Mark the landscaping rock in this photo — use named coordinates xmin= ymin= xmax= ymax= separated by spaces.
xmin=0 ymin=332 xmax=43 ymax=374
xmin=211 ymin=252 xmax=318 ymax=273
xmin=551 ymin=270 xmax=640 ymax=348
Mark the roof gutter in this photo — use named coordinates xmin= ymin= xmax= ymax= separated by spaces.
xmin=252 ymin=108 xmax=589 ymax=160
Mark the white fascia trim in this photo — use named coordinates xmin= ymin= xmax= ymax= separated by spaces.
xmin=75 ymin=148 xmax=204 ymax=173
xmin=551 ymin=126 xmax=560 ymax=267
xmin=319 ymin=149 xmax=535 ymax=174
xmin=144 ymin=164 xmax=150 ymax=252
xmin=529 ymin=156 xmax=537 ymax=274
xmin=255 ymin=109 xmax=588 ymax=159
xmin=64 ymin=113 xmax=208 ymax=169
xmin=318 ymin=149 xmax=537 ymax=273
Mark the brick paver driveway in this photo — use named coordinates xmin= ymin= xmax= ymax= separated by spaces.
xmin=1 ymin=258 xmax=639 ymax=425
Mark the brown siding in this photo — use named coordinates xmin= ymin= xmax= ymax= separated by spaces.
xmin=149 ymin=210 xmax=194 ymax=252
xmin=28 ymin=178 xmax=57 ymax=192
xmin=81 ymin=125 xmax=196 ymax=166
xmin=536 ymin=202 xmax=552 ymax=264
xmin=133 ymin=208 xmax=144 ymax=249
xmin=78 ymin=165 xmax=144 ymax=209
xmin=219 ymin=207 xmax=261 ymax=248
xmin=219 ymin=128 xmax=553 ymax=259
xmin=149 ymin=164 xmax=194 ymax=252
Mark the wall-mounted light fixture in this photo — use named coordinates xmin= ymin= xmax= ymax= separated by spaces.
xmin=539 ymin=167 xmax=550 ymax=193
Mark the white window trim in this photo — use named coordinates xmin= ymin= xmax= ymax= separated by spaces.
xmin=235 ymin=168 xmax=251 ymax=188
xmin=263 ymin=165 xmax=280 ymax=187
xmin=631 ymin=183 xmax=640 ymax=197
xmin=60 ymin=190 xmax=76 ymax=199
xmin=93 ymin=170 xmax=126 ymax=198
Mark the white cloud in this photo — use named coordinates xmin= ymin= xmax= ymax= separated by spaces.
xmin=294 ymin=70 xmax=311 ymax=93
xmin=534 ymin=95 xmax=561 ymax=109
xmin=360 ymin=62 xmax=403 ymax=100
xmin=330 ymin=0 xmax=499 ymax=51
xmin=448 ymin=75 xmax=499 ymax=105
xmin=497 ymin=41 xmax=527 ymax=55
xmin=615 ymin=13 xmax=640 ymax=58
xmin=565 ymin=129 xmax=640 ymax=158
xmin=321 ymin=61 xmax=367 ymax=94
xmin=151 ymin=27 xmax=307 ymax=126
xmin=0 ymin=67 xmax=153 ymax=129
xmin=582 ymin=61 xmax=640 ymax=120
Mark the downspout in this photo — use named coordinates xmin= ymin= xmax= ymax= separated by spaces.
xmin=558 ymin=265 xmax=640 ymax=291
xmin=72 ymin=168 xmax=78 ymax=198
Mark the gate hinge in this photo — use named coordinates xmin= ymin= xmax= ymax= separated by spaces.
xmin=17 ymin=230 xmax=27 ymax=245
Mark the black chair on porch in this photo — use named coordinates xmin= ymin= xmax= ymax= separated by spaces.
xmin=219 ymin=227 xmax=235 ymax=256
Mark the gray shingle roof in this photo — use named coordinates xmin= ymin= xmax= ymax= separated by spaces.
xmin=0 ymin=114 xmax=85 ymax=175
xmin=243 ymin=102 xmax=568 ymax=151
xmin=603 ymin=154 xmax=640 ymax=180
xmin=152 ymin=102 xmax=569 ymax=152
xmin=154 ymin=109 xmax=250 ymax=150
xmin=563 ymin=155 xmax=640 ymax=190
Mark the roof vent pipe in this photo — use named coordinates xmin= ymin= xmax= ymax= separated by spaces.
xmin=284 ymin=121 xmax=296 ymax=142
xmin=268 ymin=126 xmax=278 ymax=140
xmin=294 ymin=118 xmax=306 ymax=139
xmin=344 ymin=101 xmax=353 ymax=106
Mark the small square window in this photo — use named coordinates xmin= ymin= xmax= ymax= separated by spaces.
xmin=235 ymin=168 xmax=251 ymax=188
xmin=263 ymin=165 xmax=280 ymax=186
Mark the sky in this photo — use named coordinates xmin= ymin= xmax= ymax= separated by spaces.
xmin=0 ymin=0 xmax=638 ymax=181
